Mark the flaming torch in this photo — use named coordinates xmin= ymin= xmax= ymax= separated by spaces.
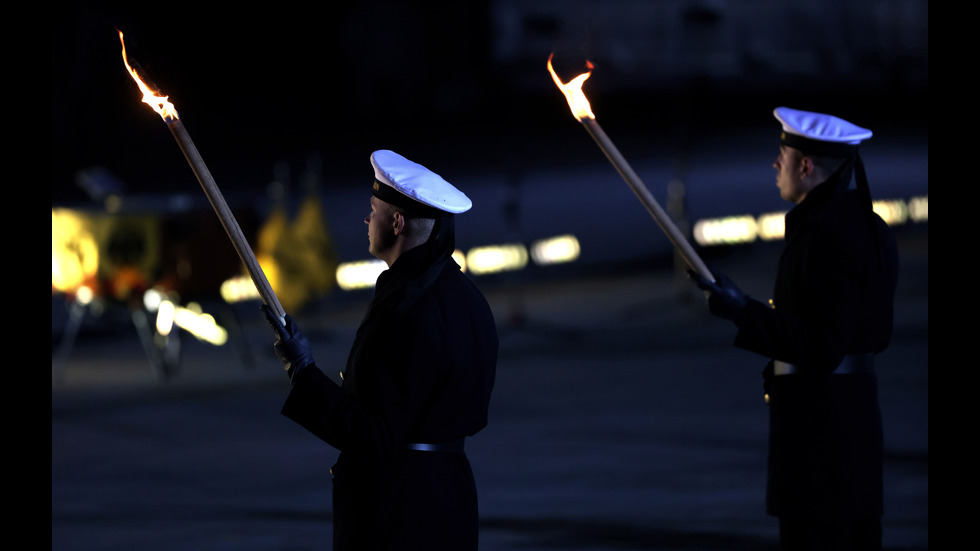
xmin=547 ymin=54 xmax=714 ymax=282
xmin=118 ymin=30 xmax=286 ymax=320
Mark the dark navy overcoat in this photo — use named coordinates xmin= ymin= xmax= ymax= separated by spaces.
xmin=283 ymin=243 xmax=497 ymax=550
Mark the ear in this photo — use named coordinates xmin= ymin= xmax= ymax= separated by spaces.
xmin=392 ymin=211 xmax=406 ymax=236
xmin=799 ymin=156 xmax=815 ymax=178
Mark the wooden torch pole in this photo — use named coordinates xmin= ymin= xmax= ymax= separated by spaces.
xmin=580 ymin=118 xmax=714 ymax=282
xmin=166 ymin=118 xmax=286 ymax=320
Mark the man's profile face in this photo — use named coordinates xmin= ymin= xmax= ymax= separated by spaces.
xmin=365 ymin=196 xmax=397 ymax=261
xmin=773 ymin=145 xmax=808 ymax=204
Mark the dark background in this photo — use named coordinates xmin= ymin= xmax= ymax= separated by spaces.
xmin=52 ymin=0 xmax=928 ymax=205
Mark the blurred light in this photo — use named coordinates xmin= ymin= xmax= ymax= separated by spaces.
xmin=695 ymin=195 xmax=925 ymax=247
xmin=156 ymin=299 xmax=176 ymax=335
xmin=693 ymin=215 xmax=758 ymax=246
xmin=151 ymin=296 xmax=227 ymax=345
xmin=332 ymin=250 xmax=466 ymax=291
xmin=51 ymin=209 xmax=99 ymax=294
xmin=327 ymin=237 xmax=579 ymax=291
xmin=531 ymin=234 xmax=580 ymax=265
xmin=452 ymin=249 xmax=467 ymax=272
xmin=757 ymin=212 xmax=787 ymax=241
xmin=466 ymin=244 xmax=529 ymax=275
xmin=254 ymin=253 xmax=283 ymax=304
xmin=143 ymin=288 xmax=165 ymax=312
xmin=908 ymin=195 xmax=928 ymax=223
xmin=177 ymin=302 xmax=227 ymax=345
xmin=76 ymin=286 xmax=94 ymax=306
xmin=873 ymin=199 xmax=908 ymax=226
xmin=220 ymin=274 xmax=261 ymax=303
xmin=336 ymin=259 xmax=387 ymax=290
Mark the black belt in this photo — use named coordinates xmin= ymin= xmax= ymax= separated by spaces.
xmin=405 ymin=438 xmax=465 ymax=454
xmin=773 ymin=353 xmax=875 ymax=376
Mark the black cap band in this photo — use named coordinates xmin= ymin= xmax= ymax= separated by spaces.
xmin=372 ymin=180 xmax=451 ymax=218
xmin=781 ymin=131 xmax=860 ymax=158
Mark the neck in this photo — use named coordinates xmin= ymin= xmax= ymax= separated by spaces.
xmin=383 ymin=236 xmax=429 ymax=267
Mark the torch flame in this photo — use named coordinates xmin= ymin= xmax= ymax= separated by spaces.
xmin=118 ymin=30 xmax=179 ymax=122
xmin=547 ymin=53 xmax=595 ymax=121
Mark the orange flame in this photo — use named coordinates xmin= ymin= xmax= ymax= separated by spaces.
xmin=547 ymin=53 xmax=595 ymax=121
xmin=118 ymin=30 xmax=179 ymax=122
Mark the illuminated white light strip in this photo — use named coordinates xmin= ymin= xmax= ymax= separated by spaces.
xmin=156 ymin=300 xmax=176 ymax=335
xmin=694 ymin=196 xmax=927 ymax=246
xmin=466 ymin=244 xmax=529 ymax=275
xmin=693 ymin=215 xmax=758 ymax=246
xmin=326 ymin=238 xmax=581 ymax=292
xmin=336 ymin=259 xmax=388 ymax=291
xmin=218 ymin=197 xmax=929 ymax=300
xmin=531 ymin=234 xmax=581 ymax=265
xmin=220 ymin=233 xmax=584 ymax=297
xmin=873 ymin=199 xmax=908 ymax=226
xmin=143 ymin=288 xmax=165 ymax=312
xmin=452 ymin=249 xmax=467 ymax=272
xmin=153 ymin=298 xmax=227 ymax=345
xmin=75 ymin=285 xmax=95 ymax=306
xmin=332 ymin=250 xmax=471 ymax=292
xmin=907 ymin=195 xmax=928 ymax=223
xmin=220 ymin=275 xmax=261 ymax=303
xmin=757 ymin=212 xmax=787 ymax=241
xmin=173 ymin=303 xmax=228 ymax=345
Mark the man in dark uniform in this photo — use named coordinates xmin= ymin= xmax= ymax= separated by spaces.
xmin=263 ymin=149 xmax=498 ymax=550
xmin=689 ymin=107 xmax=899 ymax=550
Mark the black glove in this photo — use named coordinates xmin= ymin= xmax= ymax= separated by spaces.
xmin=687 ymin=269 xmax=749 ymax=321
xmin=261 ymin=305 xmax=316 ymax=380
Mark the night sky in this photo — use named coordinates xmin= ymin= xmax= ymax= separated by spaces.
xmin=52 ymin=1 xmax=928 ymax=205
xmin=52 ymin=2 xmax=506 ymax=204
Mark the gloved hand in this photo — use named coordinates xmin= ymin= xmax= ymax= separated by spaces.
xmin=687 ymin=269 xmax=749 ymax=321
xmin=261 ymin=305 xmax=316 ymax=380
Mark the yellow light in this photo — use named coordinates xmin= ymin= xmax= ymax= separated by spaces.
xmin=156 ymin=299 xmax=176 ymax=336
xmin=531 ymin=234 xmax=580 ymax=265
xmin=873 ymin=199 xmax=908 ymax=226
xmin=336 ymin=259 xmax=388 ymax=291
xmin=334 ymin=250 xmax=469 ymax=291
xmin=693 ymin=215 xmax=758 ymax=246
xmin=76 ymin=286 xmax=95 ymax=306
xmin=153 ymin=298 xmax=228 ymax=345
xmin=220 ymin=274 xmax=261 ymax=304
xmin=452 ymin=249 xmax=467 ymax=272
xmin=692 ymin=194 xmax=925 ymax=248
xmin=52 ymin=209 xmax=99 ymax=294
xmin=756 ymin=212 xmax=787 ymax=241
xmin=174 ymin=302 xmax=228 ymax=345
xmin=908 ymin=195 xmax=928 ymax=223
xmin=466 ymin=244 xmax=529 ymax=275
xmin=143 ymin=288 xmax=165 ymax=312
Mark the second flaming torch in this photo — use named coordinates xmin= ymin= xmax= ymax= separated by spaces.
xmin=118 ymin=30 xmax=286 ymax=320
xmin=547 ymin=54 xmax=714 ymax=283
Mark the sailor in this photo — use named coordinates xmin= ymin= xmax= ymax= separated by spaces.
xmin=689 ymin=107 xmax=900 ymax=550
xmin=264 ymin=149 xmax=498 ymax=550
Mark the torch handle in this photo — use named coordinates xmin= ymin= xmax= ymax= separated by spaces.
xmin=167 ymin=119 xmax=287 ymax=320
xmin=581 ymin=118 xmax=715 ymax=283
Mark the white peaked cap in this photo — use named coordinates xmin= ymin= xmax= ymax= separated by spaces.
xmin=774 ymin=107 xmax=872 ymax=145
xmin=370 ymin=150 xmax=472 ymax=216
